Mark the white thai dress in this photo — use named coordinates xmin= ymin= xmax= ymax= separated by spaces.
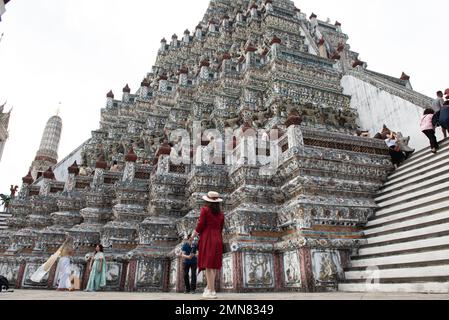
xmin=57 ymin=257 xmax=72 ymax=289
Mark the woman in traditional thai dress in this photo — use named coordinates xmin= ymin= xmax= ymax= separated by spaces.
xmin=85 ymin=244 xmax=107 ymax=292
xmin=56 ymin=245 xmax=75 ymax=291
xmin=31 ymin=239 xmax=70 ymax=284
xmin=192 ymin=191 xmax=225 ymax=300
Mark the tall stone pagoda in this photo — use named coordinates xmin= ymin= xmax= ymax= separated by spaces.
xmin=30 ymin=114 xmax=63 ymax=181
xmin=0 ymin=0 xmax=432 ymax=292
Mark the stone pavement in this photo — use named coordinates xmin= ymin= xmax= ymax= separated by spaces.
xmin=0 ymin=290 xmax=449 ymax=300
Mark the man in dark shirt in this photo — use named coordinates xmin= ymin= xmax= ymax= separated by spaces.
xmin=181 ymin=234 xmax=198 ymax=294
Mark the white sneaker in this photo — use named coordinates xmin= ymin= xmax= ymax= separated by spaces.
xmin=202 ymin=288 xmax=210 ymax=298
xmin=201 ymin=288 xmax=217 ymax=299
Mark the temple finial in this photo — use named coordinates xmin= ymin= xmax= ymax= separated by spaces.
xmin=56 ymin=102 xmax=62 ymax=116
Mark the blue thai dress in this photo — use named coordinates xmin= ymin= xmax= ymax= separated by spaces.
xmin=85 ymin=252 xmax=107 ymax=292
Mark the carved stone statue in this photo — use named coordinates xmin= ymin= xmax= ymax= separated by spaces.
xmin=9 ymin=185 xmax=19 ymax=199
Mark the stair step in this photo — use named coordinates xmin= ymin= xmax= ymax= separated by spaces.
xmin=379 ymin=166 xmax=449 ymax=199
xmin=346 ymin=259 xmax=449 ymax=272
xmin=390 ymin=139 xmax=449 ymax=173
xmin=338 ymin=282 xmax=449 ymax=293
xmin=345 ymin=265 xmax=449 ymax=281
xmin=388 ymin=140 xmax=449 ymax=179
xmin=384 ymin=150 xmax=449 ymax=188
xmin=358 ymin=235 xmax=449 ymax=257
xmin=375 ymin=191 xmax=449 ymax=218
xmin=349 ymin=249 xmax=449 ymax=269
xmin=376 ymin=171 xmax=449 ymax=203
xmin=376 ymin=181 xmax=449 ymax=209
xmin=399 ymin=138 xmax=449 ymax=164
xmin=364 ymin=222 xmax=449 ymax=246
xmin=341 ymin=276 xmax=449 ymax=284
xmin=341 ymin=139 xmax=449 ymax=293
xmin=365 ymin=211 xmax=449 ymax=236
xmin=367 ymin=201 xmax=449 ymax=227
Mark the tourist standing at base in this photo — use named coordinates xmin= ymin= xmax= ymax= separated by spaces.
xmin=85 ymin=244 xmax=107 ymax=292
xmin=420 ymin=109 xmax=439 ymax=154
xmin=432 ymin=91 xmax=446 ymax=139
xmin=192 ymin=191 xmax=225 ymax=300
xmin=181 ymin=234 xmax=198 ymax=294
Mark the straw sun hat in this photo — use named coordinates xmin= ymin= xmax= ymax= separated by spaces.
xmin=202 ymin=191 xmax=223 ymax=203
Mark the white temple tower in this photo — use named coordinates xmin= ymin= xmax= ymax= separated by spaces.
xmin=30 ymin=114 xmax=62 ymax=180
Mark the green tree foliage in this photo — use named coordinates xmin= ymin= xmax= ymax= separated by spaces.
xmin=0 ymin=193 xmax=11 ymax=210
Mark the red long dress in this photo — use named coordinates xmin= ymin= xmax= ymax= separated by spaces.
xmin=195 ymin=206 xmax=225 ymax=272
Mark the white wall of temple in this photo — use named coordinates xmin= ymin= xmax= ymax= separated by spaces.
xmin=52 ymin=143 xmax=84 ymax=183
xmin=341 ymin=75 xmax=435 ymax=151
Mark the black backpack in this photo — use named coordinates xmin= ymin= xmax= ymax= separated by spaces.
xmin=0 ymin=276 xmax=9 ymax=291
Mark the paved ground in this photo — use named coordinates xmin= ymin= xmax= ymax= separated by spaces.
xmin=0 ymin=290 xmax=449 ymax=300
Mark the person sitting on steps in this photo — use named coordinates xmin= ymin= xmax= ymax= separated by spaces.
xmin=385 ymin=132 xmax=406 ymax=169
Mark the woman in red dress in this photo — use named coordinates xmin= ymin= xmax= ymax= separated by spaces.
xmin=192 ymin=191 xmax=225 ymax=299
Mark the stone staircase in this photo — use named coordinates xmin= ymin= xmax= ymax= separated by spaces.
xmin=339 ymin=139 xmax=449 ymax=293
xmin=0 ymin=211 xmax=11 ymax=230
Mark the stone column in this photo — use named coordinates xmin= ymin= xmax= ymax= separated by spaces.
xmin=287 ymin=125 xmax=304 ymax=150
xmin=270 ymin=36 xmax=281 ymax=58
xmin=106 ymin=91 xmax=114 ymax=108
xmin=140 ymin=79 xmax=149 ymax=99
xmin=69 ymin=157 xmax=114 ymax=247
xmin=126 ymin=153 xmax=187 ymax=292
xmin=6 ymin=172 xmax=34 ymax=232
xmin=40 ymin=162 xmax=84 ymax=251
xmin=299 ymin=247 xmax=315 ymax=292
xmin=122 ymin=84 xmax=131 ymax=103
xmin=102 ymin=147 xmax=148 ymax=249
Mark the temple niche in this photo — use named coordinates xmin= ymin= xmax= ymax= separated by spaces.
xmin=0 ymin=0 xmax=433 ymax=293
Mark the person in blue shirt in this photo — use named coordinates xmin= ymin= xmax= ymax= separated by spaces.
xmin=181 ymin=234 xmax=198 ymax=294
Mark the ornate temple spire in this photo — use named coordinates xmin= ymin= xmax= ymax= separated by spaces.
xmin=30 ymin=113 xmax=63 ymax=180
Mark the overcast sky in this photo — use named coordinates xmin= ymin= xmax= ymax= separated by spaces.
xmin=0 ymin=0 xmax=448 ymax=193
